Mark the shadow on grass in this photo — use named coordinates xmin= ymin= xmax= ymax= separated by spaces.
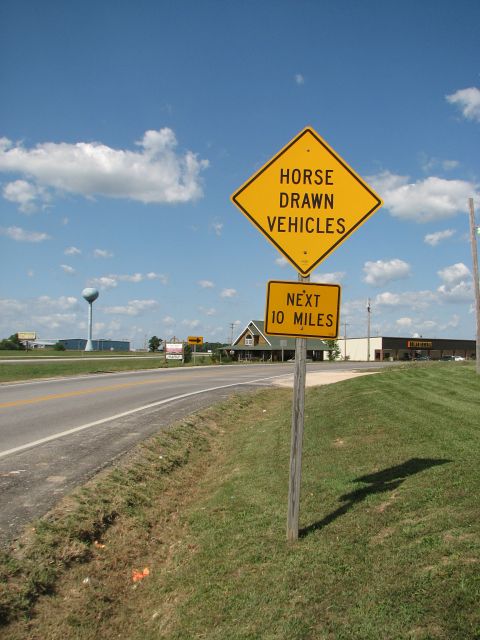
xmin=300 ymin=457 xmax=451 ymax=538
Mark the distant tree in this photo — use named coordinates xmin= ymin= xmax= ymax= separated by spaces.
xmin=183 ymin=343 xmax=192 ymax=363
xmin=325 ymin=339 xmax=340 ymax=361
xmin=211 ymin=347 xmax=232 ymax=363
xmin=203 ymin=342 xmax=227 ymax=353
xmin=0 ymin=334 xmax=26 ymax=350
xmin=148 ymin=336 xmax=161 ymax=352
xmin=53 ymin=342 xmax=66 ymax=351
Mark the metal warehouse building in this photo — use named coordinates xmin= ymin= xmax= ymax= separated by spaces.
xmin=60 ymin=338 xmax=130 ymax=351
xmin=339 ymin=336 xmax=476 ymax=362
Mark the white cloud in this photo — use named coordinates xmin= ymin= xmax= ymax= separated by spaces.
xmin=295 ymin=73 xmax=305 ymax=85
xmin=419 ymin=154 xmax=459 ymax=173
xmin=311 ymin=271 xmax=346 ymax=284
xmin=363 ymin=259 xmax=410 ymax=286
xmin=368 ymin=171 xmax=476 ymax=222
xmin=374 ymin=290 xmax=437 ymax=311
xmin=405 ymin=314 xmax=462 ymax=335
xmin=424 ymin=229 xmax=455 ymax=246
xmin=64 ymin=246 xmax=81 ymax=255
xmin=90 ymin=276 xmax=118 ymax=290
xmin=182 ymin=319 xmax=200 ymax=328
xmin=0 ymin=129 xmax=209 ymax=209
xmin=89 ymin=272 xmax=168 ymax=289
xmin=198 ymin=279 xmax=214 ymax=288
xmin=33 ymin=313 xmax=78 ymax=330
xmin=446 ymin=87 xmax=480 ymax=122
xmin=443 ymin=314 xmax=461 ymax=330
xmin=438 ymin=282 xmax=473 ymax=303
xmin=121 ymin=273 xmax=147 ymax=283
xmin=199 ymin=306 xmax=216 ymax=316
xmin=436 ymin=263 xmax=473 ymax=303
xmin=442 ymin=160 xmax=460 ymax=171
xmin=162 ymin=315 xmax=175 ymax=325
xmin=275 ymin=256 xmax=289 ymax=267
xmin=94 ymin=249 xmax=114 ymax=258
xmin=103 ymin=299 xmax=159 ymax=316
xmin=146 ymin=272 xmax=168 ymax=284
xmin=0 ymin=225 xmax=50 ymax=242
xmin=60 ymin=264 xmax=76 ymax=275
xmin=38 ymin=295 xmax=79 ymax=310
xmin=396 ymin=317 xmax=413 ymax=329
xmin=437 ymin=262 xmax=471 ymax=285
xmin=0 ymin=298 xmax=27 ymax=316
xmin=220 ymin=288 xmax=237 ymax=298
xmin=212 ymin=221 xmax=223 ymax=236
xmin=0 ymin=295 xmax=81 ymax=337
xmin=2 ymin=179 xmax=49 ymax=213
xmin=209 ymin=326 xmax=226 ymax=338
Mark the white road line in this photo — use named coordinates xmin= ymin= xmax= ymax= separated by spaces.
xmin=0 ymin=374 xmax=289 ymax=459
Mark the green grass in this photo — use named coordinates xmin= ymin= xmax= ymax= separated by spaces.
xmin=1 ymin=363 xmax=480 ymax=639
xmin=0 ymin=354 xmax=228 ymax=382
xmin=0 ymin=350 xmax=231 ymax=382
xmin=0 ymin=350 xmax=155 ymax=358
xmin=0 ymin=357 xmax=173 ymax=382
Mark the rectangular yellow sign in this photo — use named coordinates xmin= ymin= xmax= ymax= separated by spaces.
xmin=188 ymin=336 xmax=203 ymax=345
xmin=265 ymin=280 xmax=340 ymax=339
xmin=17 ymin=332 xmax=36 ymax=340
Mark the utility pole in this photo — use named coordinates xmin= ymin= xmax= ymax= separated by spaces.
xmin=229 ymin=322 xmax=235 ymax=345
xmin=468 ymin=198 xmax=480 ymax=374
xmin=367 ymin=298 xmax=371 ymax=361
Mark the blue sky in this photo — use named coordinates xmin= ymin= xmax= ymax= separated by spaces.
xmin=1 ymin=0 xmax=479 ymax=348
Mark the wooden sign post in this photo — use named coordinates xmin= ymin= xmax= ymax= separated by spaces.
xmin=287 ymin=273 xmax=309 ymax=541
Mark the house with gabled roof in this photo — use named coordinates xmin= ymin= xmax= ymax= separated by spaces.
xmin=231 ymin=320 xmax=331 ymax=362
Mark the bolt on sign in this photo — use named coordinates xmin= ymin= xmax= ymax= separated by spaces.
xmin=188 ymin=336 xmax=203 ymax=345
xmin=231 ymin=126 xmax=383 ymax=275
xmin=265 ymin=280 xmax=340 ymax=339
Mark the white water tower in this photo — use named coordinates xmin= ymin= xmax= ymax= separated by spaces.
xmin=82 ymin=288 xmax=99 ymax=351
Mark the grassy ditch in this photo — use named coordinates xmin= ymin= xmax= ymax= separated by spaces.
xmin=1 ymin=363 xmax=479 ymax=639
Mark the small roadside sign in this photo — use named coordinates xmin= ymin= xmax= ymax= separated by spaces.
xmin=265 ymin=280 xmax=340 ymax=339
xmin=231 ymin=126 xmax=382 ymax=275
xmin=166 ymin=342 xmax=183 ymax=360
xmin=188 ymin=336 xmax=203 ymax=345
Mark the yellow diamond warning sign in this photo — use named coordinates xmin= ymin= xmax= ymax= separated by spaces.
xmin=231 ymin=127 xmax=383 ymax=275
xmin=265 ymin=280 xmax=341 ymax=339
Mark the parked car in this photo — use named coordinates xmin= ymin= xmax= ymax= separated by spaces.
xmin=440 ymin=355 xmax=455 ymax=361
xmin=454 ymin=356 xmax=465 ymax=361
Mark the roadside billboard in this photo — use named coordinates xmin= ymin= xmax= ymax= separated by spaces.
xmin=166 ymin=342 xmax=183 ymax=361
xmin=17 ymin=332 xmax=36 ymax=341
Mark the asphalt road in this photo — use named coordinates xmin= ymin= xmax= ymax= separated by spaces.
xmin=0 ymin=361 xmax=392 ymax=545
